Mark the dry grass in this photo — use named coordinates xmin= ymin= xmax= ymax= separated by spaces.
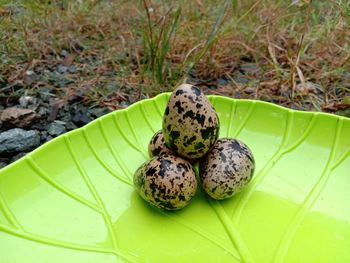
xmin=0 ymin=0 xmax=349 ymax=114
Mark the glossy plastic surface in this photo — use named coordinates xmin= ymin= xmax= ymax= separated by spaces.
xmin=0 ymin=93 xmax=349 ymax=263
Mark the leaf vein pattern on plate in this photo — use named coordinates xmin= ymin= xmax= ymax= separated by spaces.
xmin=125 ymin=112 xmax=152 ymax=160
xmin=159 ymin=210 xmax=242 ymax=262
xmin=231 ymin=112 xmax=317 ymax=221
xmin=125 ymin=110 xmax=148 ymax=158
xmin=82 ymin=129 xmax=132 ymax=187
xmin=140 ymin=102 xmax=158 ymax=134
xmin=98 ymin=120 xmax=134 ymax=182
xmin=272 ymin=118 xmax=344 ymax=263
xmin=112 ymin=112 xmax=148 ymax=159
xmin=209 ymin=98 xmax=255 ymax=262
xmin=0 ymin=191 xmax=23 ymax=230
xmin=0 ymin=223 xmax=120 ymax=257
xmin=153 ymin=97 xmax=166 ymax=119
xmin=232 ymin=102 xmax=256 ymax=138
xmin=64 ymin=136 xmax=137 ymax=263
xmin=225 ymin=100 xmax=237 ymax=137
xmin=331 ymin=144 xmax=350 ymax=170
xmin=209 ymin=200 xmax=254 ymax=263
xmin=231 ymin=110 xmax=293 ymax=221
xmin=26 ymin=156 xmax=102 ymax=213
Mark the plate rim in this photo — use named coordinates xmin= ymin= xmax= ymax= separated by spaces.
xmin=0 ymin=92 xmax=348 ymax=173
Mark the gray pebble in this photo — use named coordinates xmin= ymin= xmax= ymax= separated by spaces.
xmin=60 ymin=49 xmax=69 ymax=57
xmin=217 ymin=78 xmax=228 ymax=86
xmin=47 ymin=122 xmax=66 ymax=136
xmin=88 ymin=107 xmax=111 ymax=118
xmin=65 ymin=121 xmax=77 ymax=131
xmin=68 ymin=65 xmax=78 ymax=73
xmin=0 ymin=128 xmax=40 ymax=154
xmin=58 ymin=65 xmax=68 ymax=74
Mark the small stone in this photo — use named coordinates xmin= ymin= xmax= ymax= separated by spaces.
xmin=38 ymin=87 xmax=53 ymax=102
xmin=1 ymin=107 xmax=39 ymax=128
xmin=60 ymin=49 xmax=69 ymax=57
xmin=47 ymin=102 xmax=60 ymax=121
xmin=41 ymin=131 xmax=48 ymax=141
xmin=232 ymin=71 xmax=249 ymax=84
xmin=38 ymin=106 xmax=50 ymax=116
xmin=47 ymin=122 xmax=66 ymax=136
xmin=69 ymin=89 xmax=87 ymax=103
xmin=72 ymin=107 xmax=92 ymax=127
xmin=244 ymin=87 xmax=256 ymax=94
xmin=119 ymin=101 xmax=129 ymax=108
xmin=217 ymin=78 xmax=228 ymax=86
xmin=26 ymin=70 xmax=34 ymax=76
xmin=60 ymin=113 xmax=72 ymax=123
xmin=11 ymin=152 xmax=27 ymax=163
xmin=56 ymin=103 xmax=69 ymax=115
xmin=233 ymin=90 xmax=243 ymax=98
xmin=29 ymin=122 xmax=45 ymax=131
xmin=19 ymin=96 xmax=38 ymax=109
xmin=24 ymin=70 xmax=37 ymax=85
xmin=68 ymin=95 xmax=82 ymax=103
xmin=0 ymin=128 xmax=40 ymax=154
xmin=139 ymin=94 xmax=149 ymax=100
xmin=88 ymin=107 xmax=111 ymax=118
xmin=66 ymin=121 xmax=77 ymax=131
xmin=54 ymin=120 xmax=66 ymax=125
xmin=58 ymin=65 xmax=68 ymax=74
xmin=68 ymin=65 xmax=78 ymax=73
xmin=0 ymin=162 xmax=7 ymax=169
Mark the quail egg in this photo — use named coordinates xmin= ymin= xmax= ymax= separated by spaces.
xmin=134 ymin=154 xmax=197 ymax=210
xmin=148 ymin=130 xmax=174 ymax=158
xmin=199 ymin=138 xmax=255 ymax=200
xmin=162 ymin=84 xmax=219 ymax=160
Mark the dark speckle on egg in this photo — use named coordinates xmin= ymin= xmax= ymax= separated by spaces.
xmin=165 ymin=106 xmax=169 ymax=115
xmin=175 ymin=101 xmax=185 ymax=114
xmin=175 ymin=89 xmax=185 ymax=96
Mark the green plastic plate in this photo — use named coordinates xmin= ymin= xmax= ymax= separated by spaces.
xmin=0 ymin=93 xmax=349 ymax=263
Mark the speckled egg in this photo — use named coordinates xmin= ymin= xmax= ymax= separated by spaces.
xmin=148 ymin=130 xmax=174 ymax=158
xmin=133 ymin=154 xmax=197 ymax=210
xmin=162 ymin=84 xmax=220 ymax=160
xmin=199 ymin=138 xmax=255 ymax=200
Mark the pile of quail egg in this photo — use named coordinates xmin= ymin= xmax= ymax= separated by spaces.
xmin=133 ymin=84 xmax=255 ymax=211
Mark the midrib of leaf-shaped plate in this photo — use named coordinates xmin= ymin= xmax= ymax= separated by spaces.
xmin=0 ymin=93 xmax=349 ymax=263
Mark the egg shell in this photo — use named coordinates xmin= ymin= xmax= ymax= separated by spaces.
xmin=162 ymin=84 xmax=220 ymax=159
xmin=148 ymin=130 xmax=174 ymax=158
xmin=148 ymin=130 xmax=199 ymax=164
xmin=133 ymin=154 xmax=197 ymax=210
xmin=199 ymin=138 xmax=255 ymax=200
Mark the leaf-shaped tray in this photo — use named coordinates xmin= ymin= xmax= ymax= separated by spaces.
xmin=0 ymin=93 xmax=349 ymax=263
